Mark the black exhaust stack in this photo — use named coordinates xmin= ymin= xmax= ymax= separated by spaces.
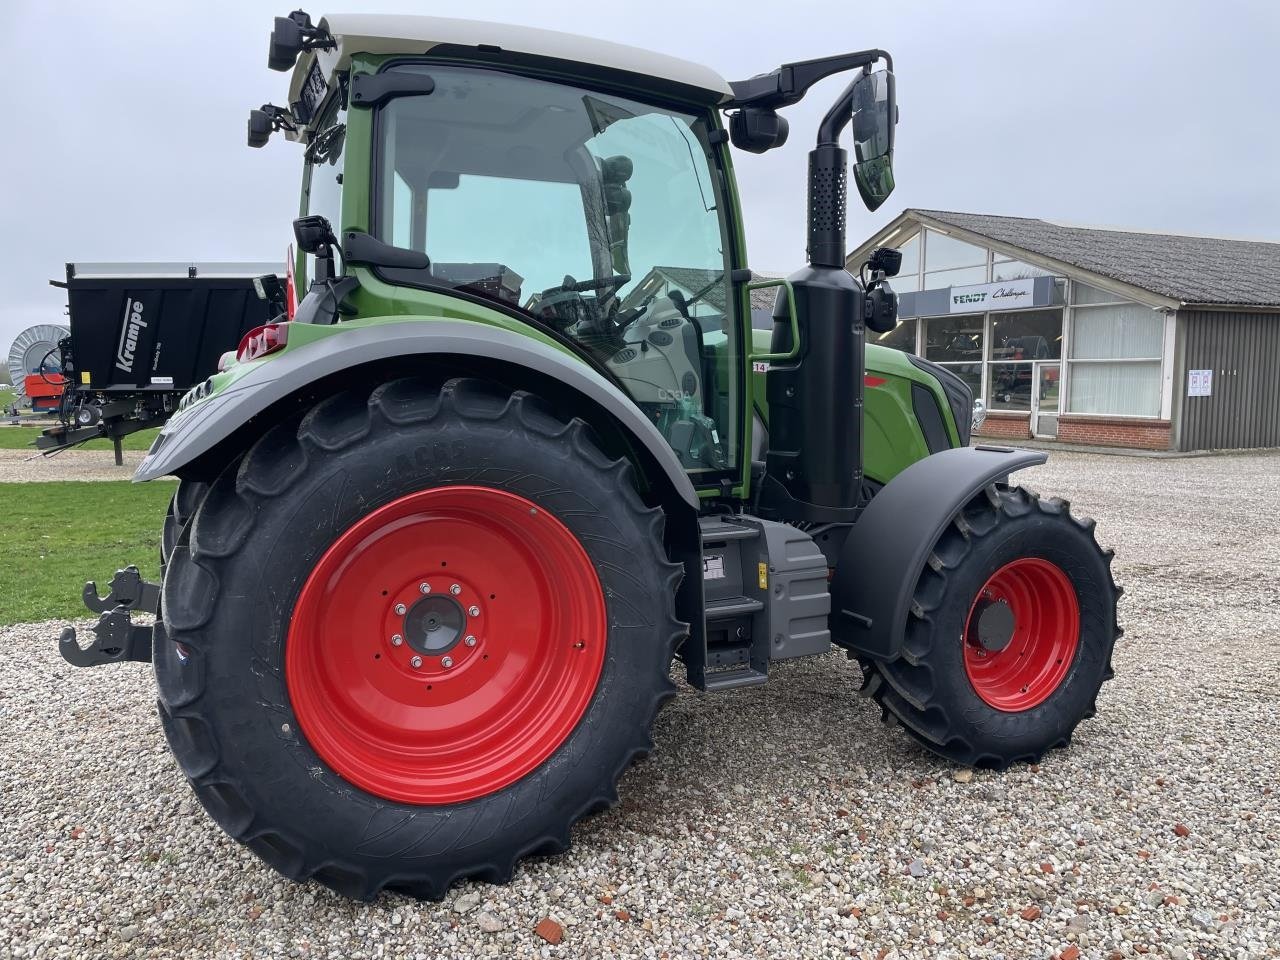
xmin=757 ymin=83 xmax=869 ymax=524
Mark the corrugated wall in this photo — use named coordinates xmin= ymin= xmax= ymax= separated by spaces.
xmin=1179 ymin=310 xmax=1280 ymax=451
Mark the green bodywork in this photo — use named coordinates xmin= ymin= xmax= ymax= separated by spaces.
xmin=187 ymin=47 xmax=961 ymax=505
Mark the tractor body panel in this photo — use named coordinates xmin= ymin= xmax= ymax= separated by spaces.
xmin=135 ymin=317 xmax=698 ymax=512
xmin=829 ymin=445 xmax=1048 ymax=660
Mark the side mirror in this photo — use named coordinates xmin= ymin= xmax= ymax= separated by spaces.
xmin=247 ymin=109 xmax=273 ymax=148
xmin=729 ymin=108 xmax=790 ymax=154
xmin=849 ymin=69 xmax=896 ymax=211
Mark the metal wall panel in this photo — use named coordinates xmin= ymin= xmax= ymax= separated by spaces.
xmin=1179 ymin=310 xmax=1280 ymax=450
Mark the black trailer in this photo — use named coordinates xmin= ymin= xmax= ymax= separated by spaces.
xmin=39 ymin=262 xmax=286 ymax=463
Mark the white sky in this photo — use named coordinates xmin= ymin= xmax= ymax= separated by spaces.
xmin=2 ymin=0 xmax=1278 ymax=348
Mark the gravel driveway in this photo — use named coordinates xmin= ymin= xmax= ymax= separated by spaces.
xmin=1 ymin=450 xmax=1277 ymax=959
xmin=0 ymin=448 xmax=143 ymax=483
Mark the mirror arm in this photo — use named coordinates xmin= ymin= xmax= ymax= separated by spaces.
xmin=728 ymin=49 xmax=891 ymax=110
xmin=817 ymin=70 xmax=868 ymax=146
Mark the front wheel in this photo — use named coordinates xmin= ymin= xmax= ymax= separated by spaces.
xmin=863 ymin=485 xmax=1120 ymax=768
xmin=155 ymin=377 xmax=684 ymax=899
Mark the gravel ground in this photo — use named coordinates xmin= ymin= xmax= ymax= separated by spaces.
xmin=0 ymin=448 xmax=143 ymax=483
xmin=1 ymin=449 xmax=1277 ymax=960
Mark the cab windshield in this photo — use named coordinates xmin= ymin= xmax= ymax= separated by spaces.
xmin=375 ymin=63 xmax=739 ymax=476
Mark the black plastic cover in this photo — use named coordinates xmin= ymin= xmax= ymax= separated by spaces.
xmin=830 ymin=445 xmax=1047 ymax=659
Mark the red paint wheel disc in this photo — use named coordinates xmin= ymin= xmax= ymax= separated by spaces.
xmin=962 ymin=557 xmax=1080 ymax=712
xmin=285 ymin=486 xmax=606 ymax=805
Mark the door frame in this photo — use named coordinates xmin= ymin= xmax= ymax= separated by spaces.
xmin=1030 ymin=361 xmax=1060 ymax=438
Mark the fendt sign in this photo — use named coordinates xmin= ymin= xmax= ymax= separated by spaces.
xmin=948 ymin=278 xmax=1036 ymax=314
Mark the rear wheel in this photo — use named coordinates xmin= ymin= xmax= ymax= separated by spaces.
xmin=155 ymin=377 xmax=683 ymax=899
xmin=862 ymin=485 xmax=1120 ymax=768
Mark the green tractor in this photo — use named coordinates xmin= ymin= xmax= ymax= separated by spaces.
xmin=62 ymin=12 xmax=1120 ymax=900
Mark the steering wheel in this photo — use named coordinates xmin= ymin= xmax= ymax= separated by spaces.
xmin=539 ymin=273 xmax=631 ymax=299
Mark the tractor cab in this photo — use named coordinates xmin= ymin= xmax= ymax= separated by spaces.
xmin=250 ymin=12 xmax=901 ymax=489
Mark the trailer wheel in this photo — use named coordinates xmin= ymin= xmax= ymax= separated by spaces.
xmin=154 ymin=377 xmax=683 ymax=899
xmin=863 ymin=485 xmax=1120 ymax=768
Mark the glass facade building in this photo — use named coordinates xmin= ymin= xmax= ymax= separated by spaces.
xmin=858 ymin=223 xmax=1174 ymax=442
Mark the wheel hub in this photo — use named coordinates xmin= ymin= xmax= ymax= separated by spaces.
xmin=285 ymin=485 xmax=607 ymax=805
xmin=968 ymin=596 xmax=1015 ymax=652
xmin=962 ymin=557 xmax=1080 ymax=712
xmin=402 ymin=594 xmax=465 ymax=655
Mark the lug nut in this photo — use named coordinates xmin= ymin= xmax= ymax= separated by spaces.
xmin=394 ymin=602 xmax=407 ymax=615
xmin=450 ymin=583 xmax=462 ymax=595
xmin=410 ymin=656 xmax=422 ymax=668
xmin=441 ymin=656 xmax=454 ymax=668
xmin=419 ymin=582 xmax=431 ymax=594
xmin=391 ymin=634 xmax=403 ymax=647
xmin=464 ymin=635 xmax=477 ymax=647
xmin=468 ymin=605 xmax=480 ymax=617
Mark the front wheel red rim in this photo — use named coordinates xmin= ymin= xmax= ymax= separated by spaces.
xmin=285 ymin=486 xmax=606 ymax=805
xmin=963 ymin=557 xmax=1080 ymax=712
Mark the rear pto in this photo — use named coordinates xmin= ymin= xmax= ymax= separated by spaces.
xmin=62 ymin=13 xmax=1120 ymax=900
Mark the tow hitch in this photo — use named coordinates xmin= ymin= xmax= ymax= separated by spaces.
xmin=59 ymin=565 xmax=161 ymax=667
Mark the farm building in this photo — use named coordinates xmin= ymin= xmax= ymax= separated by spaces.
xmin=849 ymin=210 xmax=1280 ymax=451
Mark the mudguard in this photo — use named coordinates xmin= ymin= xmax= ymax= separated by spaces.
xmin=830 ymin=445 xmax=1048 ymax=660
xmin=133 ymin=319 xmax=698 ymax=510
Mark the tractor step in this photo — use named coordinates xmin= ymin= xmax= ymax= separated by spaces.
xmin=702 ymin=666 xmax=769 ymax=691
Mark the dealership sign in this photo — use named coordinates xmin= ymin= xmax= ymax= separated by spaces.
xmin=948 ymin=278 xmax=1037 ymax=314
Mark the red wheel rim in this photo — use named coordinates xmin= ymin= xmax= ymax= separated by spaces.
xmin=962 ymin=557 xmax=1079 ymax=712
xmin=285 ymin=486 xmax=606 ymax=805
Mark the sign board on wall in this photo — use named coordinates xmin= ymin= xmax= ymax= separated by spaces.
xmin=948 ymin=278 xmax=1037 ymax=314
xmin=1188 ymin=369 xmax=1213 ymax=397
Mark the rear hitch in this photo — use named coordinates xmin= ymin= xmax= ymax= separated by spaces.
xmin=59 ymin=565 xmax=160 ymax=668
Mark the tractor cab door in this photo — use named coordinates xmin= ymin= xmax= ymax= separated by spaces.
xmin=371 ymin=63 xmax=744 ymax=486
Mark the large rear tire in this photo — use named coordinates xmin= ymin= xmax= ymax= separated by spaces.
xmin=862 ymin=485 xmax=1120 ymax=768
xmin=155 ymin=377 xmax=683 ymax=899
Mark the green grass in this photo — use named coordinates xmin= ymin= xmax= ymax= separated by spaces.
xmin=0 ymin=387 xmax=14 ymax=410
xmin=0 ymin=426 xmax=159 ymax=451
xmin=0 ymin=480 xmax=176 ymax=625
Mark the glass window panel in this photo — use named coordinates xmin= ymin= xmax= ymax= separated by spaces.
xmin=938 ymin=362 xmax=982 ymax=402
xmin=1067 ymin=361 xmax=1161 ymax=416
xmin=894 ymin=271 xmax=920 ymax=293
xmin=871 ymin=318 xmax=917 ymax=353
xmin=924 ymin=229 xmax=986 ymax=271
xmin=1071 ymin=281 xmax=1127 ymax=304
xmin=992 ymin=259 xmax=1056 ymax=282
xmin=924 ymin=265 xmax=987 ymax=289
xmin=896 ymin=233 xmax=920 ymax=278
xmin=1070 ymin=303 xmax=1163 ymax=359
xmin=925 ymin=316 xmax=983 ymax=364
xmin=988 ymin=363 xmax=1034 ymax=411
xmin=990 ymin=309 xmax=1062 ymax=361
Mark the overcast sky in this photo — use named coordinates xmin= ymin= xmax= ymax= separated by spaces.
xmin=2 ymin=0 xmax=1277 ymax=350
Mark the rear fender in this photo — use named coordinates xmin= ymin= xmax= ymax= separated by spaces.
xmin=830 ymin=445 xmax=1047 ymax=659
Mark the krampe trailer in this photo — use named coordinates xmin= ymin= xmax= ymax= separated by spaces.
xmin=62 ymin=12 xmax=1120 ymax=900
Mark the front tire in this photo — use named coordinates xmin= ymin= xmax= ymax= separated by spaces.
xmin=863 ymin=485 xmax=1120 ymax=768
xmin=155 ymin=377 xmax=683 ymax=899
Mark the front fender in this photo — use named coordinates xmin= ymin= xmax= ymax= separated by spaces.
xmin=134 ymin=319 xmax=698 ymax=511
xmin=830 ymin=445 xmax=1047 ymax=659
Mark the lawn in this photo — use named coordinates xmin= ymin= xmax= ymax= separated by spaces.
xmin=0 ymin=387 xmax=14 ymax=410
xmin=1 ymin=480 xmax=175 ymax=625
xmin=0 ymin=425 xmax=159 ymax=451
